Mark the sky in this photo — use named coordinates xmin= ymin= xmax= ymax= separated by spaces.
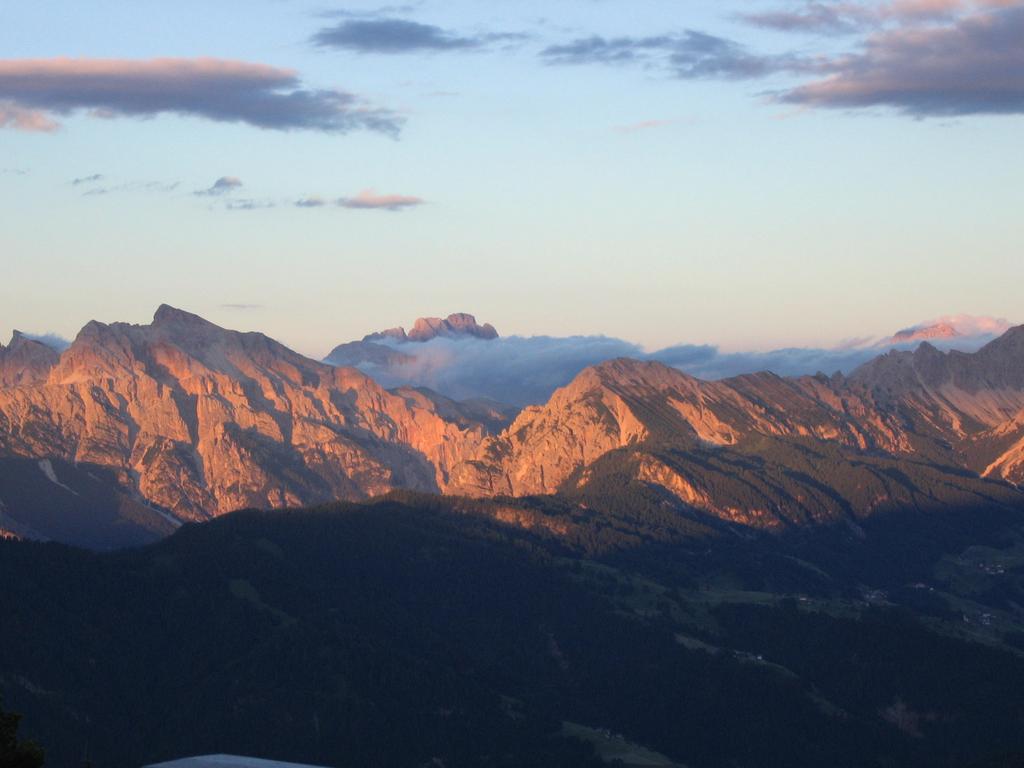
xmin=1 ymin=0 xmax=1022 ymax=359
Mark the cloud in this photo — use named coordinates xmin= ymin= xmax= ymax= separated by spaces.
xmin=80 ymin=178 xmax=179 ymax=197
xmin=742 ymin=0 xmax=1023 ymax=33
xmin=2 ymin=167 xmax=28 ymax=175
xmin=669 ymin=31 xmax=811 ymax=79
xmin=337 ymin=189 xmax=425 ymax=211
xmin=540 ymin=32 xmax=814 ymax=80
xmin=220 ymin=303 xmax=264 ymax=311
xmin=0 ymin=102 xmax=59 ymax=132
xmin=225 ymin=199 xmax=275 ymax=211
xmin=614 ymin=119 xmax=676 ymax=134
xmin=742 ymin=3 xmax=873 ymax=34
xmin=539 ymin=3 xmax=1023 ymax=119
xmin=780 ymin=5 xmax=1024 ymax=115
xmin=194 ymin=176 xmax=242 ymax=197
xmin=0 ymin=58 xmax=402 ymax=135
xmin=312 ymin=18 xmax=524 ymax=53
xmin=540 ymin=35 xmax=676 ymax=65
xmin=346 ymin=334 xmax=654 ymax=404
xmin=20 ymin=332 xmax=71 ymax=352
xmin=295 ymin=196 xmax=327 ymax=207
xmin=324 ymin=315 xmax=1013 ymax=405
xmin=316 ymin=5 xmax=423 ymax=21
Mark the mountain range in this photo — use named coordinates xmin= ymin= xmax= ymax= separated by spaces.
xmin=2 ymin=305 xmax=1024 ymax=548
xmin=5 ymin=307 xmax=1024 ymax=768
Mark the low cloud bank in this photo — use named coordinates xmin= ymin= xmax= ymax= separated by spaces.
xmin=333 ymin=320 xmax=1011 ymax=405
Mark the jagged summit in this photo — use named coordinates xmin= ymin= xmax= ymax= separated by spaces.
xmin=152 ymin=303 xmax=217 ymax=328
xmin=851 ymin=323 xmax=1024 ymax=394
xmin=0 ymin=304 xmax=493 ymax=523
xmin=878 ymin=315 xmax=1012 ymax=348
xmin=327 ymin=313 xmax=498 ymax=370
xmin=889 ymin=322 xmax=960 ymax=344
xmin=0 ymin=330 xmax=59 ymax=387
xmin=363 ymin=313 xmax=498 ymax=344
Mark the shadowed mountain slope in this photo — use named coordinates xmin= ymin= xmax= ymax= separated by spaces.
xmin=3 ymin=498 xmax=1024 ymax=768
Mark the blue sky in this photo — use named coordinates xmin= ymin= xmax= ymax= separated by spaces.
xmin=1 ymin=0 xmax=1022 ymax=357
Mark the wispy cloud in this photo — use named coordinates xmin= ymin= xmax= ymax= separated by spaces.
xmin=0 ymin=58 xmax=402 ymax=135
xmin=743 ymin=0 xmax=1024 ymax=33
xmin=336 ymin=189 xmax=425 ymax=211
xmin=15 ymin=332 xmax=71 ymax=352
xmin=194 ymin=176 xmax=242 ymax=197
xmin=225 ymin=199 xmax=275 ymax=211
xmin=541 ymin=35 xmax=676 ymax=66
xmin=81 ymin=178 xmax=179 ymax=196
xmin=295 ymin=196 xmax=327 ymax=208
xmin=312 ymin=18 xmax=526 ymax=54
xmin=541 ymin=31 xmax=816 ymax=80
xmin=220 ymin=303 xmax=264 ymax=311
xmin=614 ymin=119 xmax=677 ymax=134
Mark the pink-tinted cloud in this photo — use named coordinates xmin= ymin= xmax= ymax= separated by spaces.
xmin=0 ymin=101 xmax=58 ymax=132
xmin=781 ymin=5 xmax=1024 ymax=115
xmin=0 ymin=58 xmax=401 ymax=135
xmin=614 ymin=119 xmax=676 ymax=134
xmin=337 ymin=189 xmax=425 ymax=211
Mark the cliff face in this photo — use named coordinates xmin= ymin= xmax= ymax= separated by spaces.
xmin=0 ymin=306 xmax=487 ymax=520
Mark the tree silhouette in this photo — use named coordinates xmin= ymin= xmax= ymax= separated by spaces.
xmin=0 ymin=698 xmax=44 ymax=768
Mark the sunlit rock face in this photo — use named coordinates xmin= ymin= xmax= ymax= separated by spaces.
xmin=0 ymin=331 xmax=59 ymax=387
xmin=363 ymin=313 xmax=499 ymax=343
xmin=325 ymin=312 xmax=499 ymax=369
xmin=0 ymin=306 xmax=488 ymax=520
xmin=446 ymin=330 xmax=1024 ymax=522
xmin=3 ymin=307 xmax=1024 ymax=533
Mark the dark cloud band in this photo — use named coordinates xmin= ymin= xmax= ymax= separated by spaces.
xmin=780 ymin=6 xmax=1024 ymax=115
xmin=0 ymin=58 xmax=402 ymax=135
xmin=312 ymin=18 xmax=526 ymax=54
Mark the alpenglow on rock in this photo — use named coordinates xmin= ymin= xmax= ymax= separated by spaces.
xmin=5 ymin=306 xmax=1024 ymax=547
xmin=0 ymin=305 xmax=491 ymax=525
xmin=364 ymin=313 xmax=499 ymax=343
xmin=325 ymin=312 xmax=498 ymax=369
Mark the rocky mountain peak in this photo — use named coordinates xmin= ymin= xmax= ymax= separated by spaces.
xmin=152 ymin=304 xmax=215 ymax=329
xmin=890 ymin=322 xmax=960 ymax=344
xmin=585 ymin=358 xmax=697 ymax=392
xmin=0 ymin=330 xmax=60 ymax=387
xmin=361 ymin=313 xmax=499 ymax=344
